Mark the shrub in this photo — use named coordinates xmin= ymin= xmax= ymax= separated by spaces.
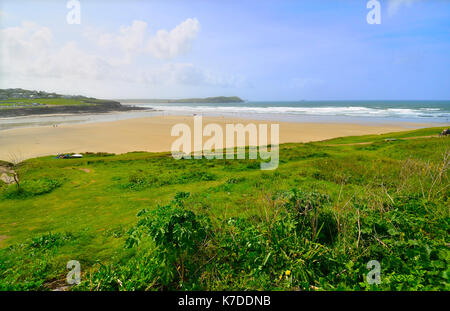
xmin=176 ymin=170 xmax=216 ymax=183
xmin=1 ymin=178 xmax=62 ymax=199
xmin=125 ymin=192 xmax=212 ymax=288
xmin=281 ymin=188 xmax=330 ymax=214
xmin=121 ymin=170 xmax=217 ymax=191
xmin=277 ymin=189 xmax=337 ymax=244
xmin=28 ymin=232 xmax=74 ymax=250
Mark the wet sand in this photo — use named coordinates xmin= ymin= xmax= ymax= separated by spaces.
xmin=0 ymin=115 xmax=424 ymax=160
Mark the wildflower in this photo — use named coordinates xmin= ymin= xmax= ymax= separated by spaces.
xmin=285 ymin=270 xmax=291 ymax=276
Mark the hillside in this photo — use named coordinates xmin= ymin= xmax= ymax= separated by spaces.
xmin=0 ymin=89 xmax=147 ymax=117
xmin=0 ymin=88 xmax=98 ymax=101
xmin=0 ymin=127 xmax=448 ymax=291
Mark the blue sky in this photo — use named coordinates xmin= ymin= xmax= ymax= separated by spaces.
xmin=1 ymin=0 xmax=449 ymax=100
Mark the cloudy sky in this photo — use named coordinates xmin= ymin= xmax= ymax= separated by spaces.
xmin=0 ymin=0 xmax=449 ymax=100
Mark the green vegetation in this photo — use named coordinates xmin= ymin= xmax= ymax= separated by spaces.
xmin=0 ymin=89 xmax=140 ymax=118
xmin=0 ymin=128 xmax=448 ymax=291
xmin=0 ymin=88 xmax=117 ymax=108
xmin=0 ymin=98 xmax=93 ymax=107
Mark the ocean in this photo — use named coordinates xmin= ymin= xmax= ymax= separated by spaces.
xmin=1 ymin=100 xmax=449 ymax=130
xmin=131 ymin=100 xmax=450 ymax=124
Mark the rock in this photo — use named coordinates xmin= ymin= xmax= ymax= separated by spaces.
xmin=0 ymin=165 xmax=17 ymax=184
xmin=0 ymin=173 xmax=15 ymax=184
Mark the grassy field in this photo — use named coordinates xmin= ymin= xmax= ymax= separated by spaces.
xmin=0 ymin=98 xmax=95 ymax=107
xmin=0 ymin=127 xmax=448 ymax=290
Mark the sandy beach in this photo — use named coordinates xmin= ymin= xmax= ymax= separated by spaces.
xmin=0 ymin=115 xmax=424 ymax=161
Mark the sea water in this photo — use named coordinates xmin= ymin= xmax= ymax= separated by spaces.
xmin=132 ymin=100 xmax=450 ymax=124
xmin=1 ymin=100 xmax=449 ymax=130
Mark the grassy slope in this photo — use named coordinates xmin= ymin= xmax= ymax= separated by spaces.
xmin=0 ymin=98 xmax=92 ymax=107
xmin=0 ymin=127 xmax=448 ymax=290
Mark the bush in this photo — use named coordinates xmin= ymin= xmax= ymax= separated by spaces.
xmin=1 ymin=178 xmax=62 ymax=199
xmin=78 ymin=191 xmax=449 ymax=291
xmin=124 ymin=171 xmax=157 ymax=190
xmin=121 ymin=170 xmax=217 ymax=191
xmin=28 ymin=232 xmax=74 ymax=250
xmin=281 ymin=188 xmax=330 ymax=214
xmin=277 ymin=189 xmax=337 ymax=244
xmin=124 ymin=192 xmax=212 ymax=288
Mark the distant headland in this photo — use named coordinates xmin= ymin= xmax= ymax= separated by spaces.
xmin=121 ymin=96 xmax=245 ymax=104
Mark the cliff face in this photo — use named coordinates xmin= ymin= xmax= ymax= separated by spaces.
xmin=0 ymin=101 xmax=148 ymax=118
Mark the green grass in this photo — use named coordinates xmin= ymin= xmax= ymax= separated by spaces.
xmin=315 ymin=126 xmax=444 ymax=145
xmin=0 ymin=128 xmax=448 ymax=291
xmin=0 ymin=98 xmax=93 ymax=107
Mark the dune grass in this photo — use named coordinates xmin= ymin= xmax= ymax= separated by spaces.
xmin=0 ymin=127 xmax=448 ymax=290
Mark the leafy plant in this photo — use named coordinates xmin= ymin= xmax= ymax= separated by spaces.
xmin=2 ymin=178 xmax=62 ymax=199
xmin=125 ymin=192 xmax=212 ymax=288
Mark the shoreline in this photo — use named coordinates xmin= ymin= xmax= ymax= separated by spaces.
xmin=0 ymin=115 xmax=436 ymax=161
xmin=1 ymin=109 xmax=444 ymax=132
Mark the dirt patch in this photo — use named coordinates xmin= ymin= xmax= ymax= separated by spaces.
xmin=403 ymin=135 xmax=438 ymax=140
xmin=325 ymin=135 xmax=439 ymax=147
xmin=325 ymin=142 xmax=373 ymax=147
xmin=45 ymin=278 xmax=72 ymax=291
xmin=64 ymin=167 xmax=91 ymax=173
xmin=0 ymin=235 xmax=9 ymax=246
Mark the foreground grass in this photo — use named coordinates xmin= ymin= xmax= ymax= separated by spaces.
xmin=0 ymin=127 xmax=448 ymax=290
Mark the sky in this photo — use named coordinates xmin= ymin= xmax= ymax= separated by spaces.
xmin=0 ymin=0 xmax=449 ymax=100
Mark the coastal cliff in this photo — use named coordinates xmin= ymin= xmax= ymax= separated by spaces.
xmin=0 ymin=89 xmax=148 ymax=117
xmin=0 ymin=100 xmax=147 ymax=118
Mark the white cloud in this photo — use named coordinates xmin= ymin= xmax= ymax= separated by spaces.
xmin=91 ymin=20 xmax=148 ymax=63
xmin=0 ymin=22 xmax=115 ymax=80
xmin=0 ymin=20 xmax=200 ymax=81
xmin=140 ymin=63 xmax=245 ymax=88
xmin=0 ymin=19 xmax=242 ymax=97
xmin=85 ymin=18 xmax=200 ymax=60
xmin=388 ymin=0 xmax=420 ymax=17
xmin=1 ymin=22 xmax=53 ymax=75
xmin=147 ymin=18 xmax=200 ymax=59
